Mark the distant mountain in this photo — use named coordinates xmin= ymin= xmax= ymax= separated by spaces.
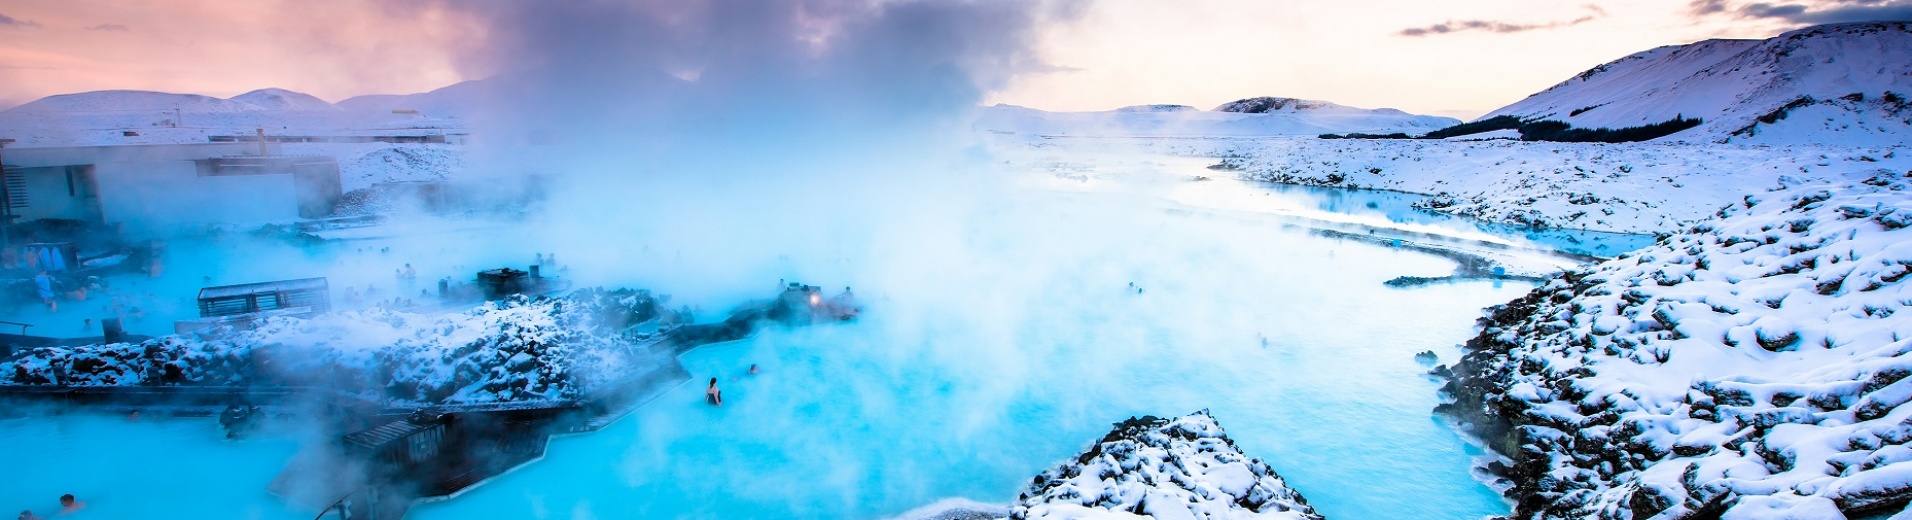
xmin=1480 ymin=21 xmax=1912 ymax=145
xmin=230 ymin=88 xmax=337 ymax=111
xmin=6 ymin=90 xmax=263 ymax=113
xmin=337 ymin=78 xmax=495 ymax=117
xmin=1214 ymin=97 xmax=1337 ymax=113
xmin=977 ymin=99 xmax=1459 ymax=137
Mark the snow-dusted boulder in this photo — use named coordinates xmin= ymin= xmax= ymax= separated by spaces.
xmin=1009 ymin=411 xmax=1322 ymax=520
xmin=1439 ymin=177 xmax=1912 ymax=519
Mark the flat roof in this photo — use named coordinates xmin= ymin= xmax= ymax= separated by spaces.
xmin=198 ymin=277 xmax=328 ymax=300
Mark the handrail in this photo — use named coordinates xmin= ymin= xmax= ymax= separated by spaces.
xmin=0 ymin=320 xmax=31 ymax=335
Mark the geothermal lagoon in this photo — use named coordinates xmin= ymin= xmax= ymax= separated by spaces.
xmin=2 ymin=158 xmax=1641 ymax=519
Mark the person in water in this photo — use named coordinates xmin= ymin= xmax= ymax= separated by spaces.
xmin=20 ymin=510 xmax=43 ymax=520
xmin=34 ymin=270 xmax=56 ymax=312
xmin=705 ymin=378 xmax=722 ymax=406
xmin=748 ymin=364 xmax=759 ymax=375
xmin=57 ymin=494 xmax=84 ymax=514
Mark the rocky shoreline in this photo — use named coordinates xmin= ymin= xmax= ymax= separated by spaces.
xmin=1437 ymin=177 xmax=1912 ymax=519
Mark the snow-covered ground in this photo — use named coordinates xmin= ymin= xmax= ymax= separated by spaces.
xmin=1439 ymin=177 xmax=1912 ymax=519
xmin=1483 ymin=22 xmax=1912 ymax=145
xmin=992 ymin=134 xmax=1911 ymax=235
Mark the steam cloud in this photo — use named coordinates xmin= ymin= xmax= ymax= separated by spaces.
xmin=410 ymin=0 xmax=1088 ymax=303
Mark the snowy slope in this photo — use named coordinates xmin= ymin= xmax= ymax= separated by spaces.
xmin=1439 ymin=180 xmax=1912 ymax=519
xmin=230 ymin=88 xmax=338 ymax=111
xmin=1010 ymin=412 xmax=1323 ymax=520
xmin=975 ymin=99 xmax=1459 ymax=137
xmin=7 ymin=90 xmax=264 ymax=113
xmin=1483 ymin=22 xmax=1912 ymax=145
xmin=337 ymin=78 xmax=493 ymax=117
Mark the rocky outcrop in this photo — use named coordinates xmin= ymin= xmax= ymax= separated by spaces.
xmin=1438 ymin=179 xmax=1912 ymax=519
xmin=2 ymin=289 xmax=675 ymax=405
xmin=1009 ymin=411 xmax=1323 ymax=520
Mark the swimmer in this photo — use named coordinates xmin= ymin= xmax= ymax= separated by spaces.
xmin=127 ymin=410 xmax=141 ymax=422
xmin=19 ymin=510 xmax=43 ymax=520
xmin=748 ymin=364 xmax=759 ymax=375
xmin=705 ymin=378 xmax=722 ymax=406
xmin=58 ymin=494 xmax=84 ymax=514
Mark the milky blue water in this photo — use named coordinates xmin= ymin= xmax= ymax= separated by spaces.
xmin=2 ymin=178 xmax=1567 ymax=520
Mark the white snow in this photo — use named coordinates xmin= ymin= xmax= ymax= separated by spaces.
xmin=1443 ymin=178 xmax=1912 ymax=518
xmin=1484 ymin=22 xmax=1912 ymax=145
xmin=1011 ymin=412 xmax=1323 ymax=520
xmin=991 ymin=133 xmax=1912 ymax=235
xmin=1 ymin=291 xmax=667 ymax=405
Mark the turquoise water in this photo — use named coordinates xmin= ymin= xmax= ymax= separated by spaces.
xmin=1247 ymin=181 xmax=1656 ymax=258
xmin=0 ymin=415 xmax=306 ymax=520
xmin=2 ymin=178 xmax=1566 ymax=519
xmin=407 ymin=203 xmax=1531 ymax=519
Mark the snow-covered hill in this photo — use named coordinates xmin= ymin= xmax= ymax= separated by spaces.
xmin=1482 ymin=22 xmax=1912 ymax=145
xmin=975 ymin=98 xmax=1459 ymax=138
xmin=337 ymin=78 xmax=494 ymax=117
xmin=8 ymin=90 xmax=266 ymax=114
xmin=1009 ymin=412 xmax=1322 ymax=520
xmin=1439 ymin=180 xmax=1912 ymax=519
xmin=230 ymin=88 xmax=338 ymax=111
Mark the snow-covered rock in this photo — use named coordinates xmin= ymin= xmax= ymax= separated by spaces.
xmin=1482 ymin=22 xmax=1912 ymax=145
xmin=1 ymin=288 xmax=674 ymax=405
xmin=1010 ymin=411 xmax=1323 ymax=520
xmin=1438 ymin=180 xmax=1912 ymax=519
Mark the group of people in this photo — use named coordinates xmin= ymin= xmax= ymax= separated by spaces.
xmin=704 ymin=364 xmax=760 ymax=406
xmin=16 ymin=494 xmax=85 ymax=519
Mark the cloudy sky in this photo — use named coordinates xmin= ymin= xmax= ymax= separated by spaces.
xmin=0 ymin=0 xmax=1904 ymax=118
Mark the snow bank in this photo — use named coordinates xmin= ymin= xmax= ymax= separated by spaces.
xmin=998 ymin=134 xmax=1911 ymax=235
xmin=1439 ymin=179 xmax=1912 ymax=519
xmin=1010 ymin=411 xmax=1323 ymax=520
xmin=1 ymin=288 xmax=673 ymax=405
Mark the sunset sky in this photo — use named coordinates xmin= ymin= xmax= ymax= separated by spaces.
xmin=0 ymin=0 xmax=1904 ymax=118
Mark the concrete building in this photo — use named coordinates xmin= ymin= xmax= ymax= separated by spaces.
xmin=0 ymin=143 xmax=341 ymax=235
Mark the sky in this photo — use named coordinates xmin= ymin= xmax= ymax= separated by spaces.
xmin=0 ymin=0 xmax=1905 ymax=118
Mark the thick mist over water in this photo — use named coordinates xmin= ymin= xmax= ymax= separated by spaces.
xmin=5 ymin=2 xmax=1529 ymax=519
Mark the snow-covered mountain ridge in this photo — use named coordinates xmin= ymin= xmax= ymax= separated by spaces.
xmin=1439 ymin=179 xmax=1912 ymax=519
xmin=1481 ymin=22 xmax=1912 ymax=145
xmin=9 ymin=88 xmax=341 ymax=113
